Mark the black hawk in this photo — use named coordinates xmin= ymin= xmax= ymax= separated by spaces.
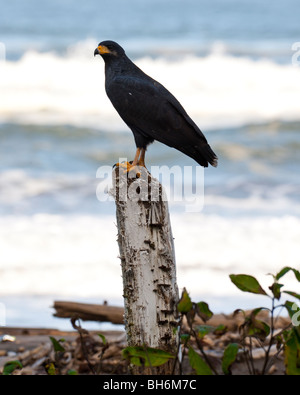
xmin=94 ymin=41 xmax=218 ymax=169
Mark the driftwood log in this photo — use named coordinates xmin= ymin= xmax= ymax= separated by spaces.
xmin=53 ymin=301 xmax=124 ymax=325
xmin=52 ymin=301 xmax=291 ymax=331
xmin=111 ymin=167 xmax=179 ymax=374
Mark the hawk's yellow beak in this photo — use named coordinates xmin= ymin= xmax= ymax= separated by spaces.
xmin=94 ymin=45 xmax=110 ymax=56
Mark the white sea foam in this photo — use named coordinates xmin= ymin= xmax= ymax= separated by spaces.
xmin=0 ymin=169 xmax=95 ymax=204
xmin=1 ymin=169 xmax=299 ymax=216
xmin=0 ymin=213 xmax=299 ymax=305
xmin=1 ymin=44 xmax=300 ymax=130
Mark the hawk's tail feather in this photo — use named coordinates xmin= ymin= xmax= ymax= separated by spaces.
xmin=194 ymin=144 xmax=218 ymax=168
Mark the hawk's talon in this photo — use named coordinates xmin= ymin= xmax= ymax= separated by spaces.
xmin=113 ymin=161 xmax=141 ymax=178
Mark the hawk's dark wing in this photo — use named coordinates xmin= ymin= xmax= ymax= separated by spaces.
xmin=106 ymin=75 xmax=217 ymax=167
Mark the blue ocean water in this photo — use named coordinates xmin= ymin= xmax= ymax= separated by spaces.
xmin=0 ymin=0 xmax=300 ymax=329
xmin=1 ymin=0 xmax=299 ymax=62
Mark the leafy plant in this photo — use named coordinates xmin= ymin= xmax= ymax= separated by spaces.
xmin=2 ymin=360 xmax=23 ymax=375
xmin=222 ymin=343 xmax=239 ymax=375
xmin=176 ymin=287 xmax=249 ymax=375
xmin=49 ymin=336 xmax=66 ymax=353
xmin=37 ymin=266 xmax=298 ymax=375
xmin=123 ymin=266 xmax=300 ymax=375
xmin=46 ymin=336 xmax=66 ymax=375
xmin=229 ymin=266 xmax=300 ymax=374
xmin=122 ymin=346 xmax=175 ymax=367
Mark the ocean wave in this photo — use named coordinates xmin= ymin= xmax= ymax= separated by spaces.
xmin=1 ymin=165 xmax=299 ymax=217
xmin=0 ymin=169 xmax=101 ymax=215
xmin=1 ymin=45 xmax=300 ymax=130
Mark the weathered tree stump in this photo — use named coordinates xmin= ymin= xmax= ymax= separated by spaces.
xmin=111 ymin=166 xmax=179 ymax=374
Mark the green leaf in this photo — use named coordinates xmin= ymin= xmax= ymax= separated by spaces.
xmin=213 ymin=324 xmax=228 ymax=336
xmin=122 ymin=346 xmax=175 ymax=367
xmin=196 ymin=301 xmax=213 ymax=322
xmin=233 ymin=309 xmax=246 ymax=321
xmin=284 ymin=328 xmax=300 ymax=375
xmin=177 ymin=288 xmax=193 ymax=313
xmin=49 ymin=336 xmax=65 ymax=352
xmin=250 ymin=307 xmax=270 ymax=318
xmin=243 ymin=317 xmax=270 ymax=341
xmin=238 ymin=308 xmax=271 ymax=341
xmin=46 ymin=362 xmax=57 ymax=375
xmin=222 ymin=343 xmax=239 ymax=375
xmin=180 ymin=333 xmax=190 ymax=343
xmin=188 ymin=347 xmax=213 ymax=375
xmin=98 ymin=333 xmax=107 ymax=345
xmin=229 ymin=274 xmax=267 ymax=295
xmin=276 ymin=267 xmax=300 ymax=282
xmin=2 ymin=360 xmax=23 ymax=375
xmin=67 ymin=369 xmax=78 ymax=375
xmin=196 ymin=325 xmax=215 ymax=339
xmin=269 ymin=282 xmax=284 ymax=300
